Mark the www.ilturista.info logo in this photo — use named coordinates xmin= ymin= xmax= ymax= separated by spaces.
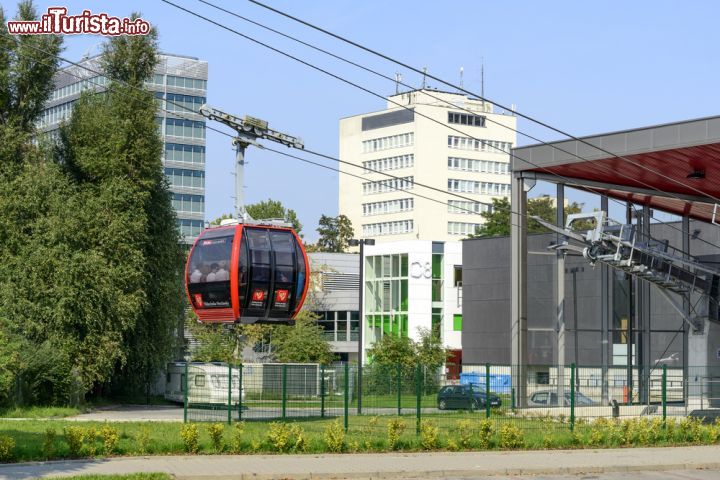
xmin=6 ymin=7 xmax=151 ymax=36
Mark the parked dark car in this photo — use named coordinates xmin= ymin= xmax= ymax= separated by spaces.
xmin=437 ymin=384 xmax=502 ymax=410
xmin=528 ymin=390 xmax=597 ymax=407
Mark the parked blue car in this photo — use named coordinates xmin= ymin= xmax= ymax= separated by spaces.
xmin=437 ymin=384 xmax=502 ymax=410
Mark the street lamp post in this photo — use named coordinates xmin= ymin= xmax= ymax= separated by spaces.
xmin=566 ymin=266 xmax=584 ymax=390
xmin=348 ymin=238 xmax=374 ymax=414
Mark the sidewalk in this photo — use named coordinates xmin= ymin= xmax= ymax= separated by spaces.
xmin=1 ymin=445 xmax=720 ymax=479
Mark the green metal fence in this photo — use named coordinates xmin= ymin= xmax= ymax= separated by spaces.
xmin=182 ymin=361 xmax=720 ymax=434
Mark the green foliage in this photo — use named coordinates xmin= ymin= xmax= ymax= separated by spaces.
xmin=267 ymin=422 xmax=293 ymax=452
xmin=270 ymin=311 xmax=334 ymax=364
xmin=207 ymin=423 xmax=224 ymax=452
xmin=289 ymin=424 xmax=308 ymax=452
xmin=101 ymin=424 xmax=119 ymax=456
xmin=323 ymin=420 xmax=345 ymax=453
xmin=477 ymin=419 xmax=494 ymax=449
xmin=386 ymin=418 xmax=406 ymax=450
xmin=186 ymin=311 xmax=237 ymax=363
xmin=85 ymin=426 xmax=99 ymax=456
xmin=42 ymin=427 xmax=57 ymax=459
xmin=469 ymin=197 xmax=587 ymax=238
xmin=499 ymin=424 xmax=524 ymax=449
xmin=419 ymin=420 xmax=438 ymax=450
xmin=0 ymin=435 xmax=15 ymax=462
xmin=230 ymin=422 xmax=245 ymax=453
xmin=136 ymin=427 xmax=150 ymax=455
xmin=246 ymin=199 xmax=303 ymax=236
xmin=313 ymin=214 xmax=354 ymax=252
xmin=64 ymin=426 xmax=84 ymax=458
xmin=455 ymin=419 xmax=474 ymax=448
xmin=368 ymin=327 xmax=447 ymax=369
xmin=180 ymin=424 xmax=199 ymax=453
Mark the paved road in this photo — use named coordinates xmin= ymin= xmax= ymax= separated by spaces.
xmin=1 ymin=445 xmax=719 ymax=480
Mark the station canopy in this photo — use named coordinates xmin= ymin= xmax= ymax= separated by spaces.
xmin=512 ymin=116 xmax=720 ymax=223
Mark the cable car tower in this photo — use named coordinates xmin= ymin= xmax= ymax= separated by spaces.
xmin=199 ymin=105 xmax=304 ymax=222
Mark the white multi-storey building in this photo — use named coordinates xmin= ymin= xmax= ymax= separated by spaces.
xmin=339 ymin=89 xmax=517 ymax=242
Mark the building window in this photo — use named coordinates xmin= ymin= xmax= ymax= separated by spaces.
xmin=362 ymin=220 xmax=413 ymax=237
xmin=453 ymin=314 xmax=463 ymax=332
xmin=362 ymin=132 xmax=414 ymax=153
xmin=363 ymin=176 xmax=414 ymax=195
xmin=364 ymin=254 xmax=409 ymax=345
xmin=447 ymin=156 xmax=510 ymax=174
xmin=166 ymin=118 xmax=206 ymax=139
xmin=167 ymin=75 xmax=207 ymax=90
xmin=178 ymin=219 xmax=203 ymax=238
xmin=362 ymin=198 xmax=414 ymax=216
xmin=447 ymin=179 xmax=510 ymax=196
xmin=165 ymin=93 xmax=206 ymax=114
xmin=448 ymin=200 xmax=489 ymax=215
xmin=165 ymin=168 xmax=205 ymax=189
xmin=453 ymin=266 xmax=462 ymax=287
xmin=362 ymin=154 xmax=414 ymax=173
xmin=447 ymin=222 xmax=482 ymax=236
xmin=165 ymin=143 xmax=205 ymax=165
xmin=536 ymin=372 xmax=550 ymax=385
xmin=172 ymin=193 xmax=204 ymax=213
xmin=448 ymin=111 xmax=486 ymax=127
xmin=447 ymin=135 xmax=512 ymax=154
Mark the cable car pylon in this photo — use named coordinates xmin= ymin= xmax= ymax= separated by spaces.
xmin=199 ymin=104 xmax=304 ymax=222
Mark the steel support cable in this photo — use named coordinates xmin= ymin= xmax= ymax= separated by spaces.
xmin=248 ymin=0 xmax=720 ymax=205
xmin=160 ymin=0 xmax=720 ymax=252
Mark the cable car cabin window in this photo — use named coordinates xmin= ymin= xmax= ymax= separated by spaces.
xmin=269 ymin=230 xmax=296 ymax=313
xmin=187 ymin=231 xmax=233 ymax=309
xmin=245 ymin=228 xmax=271 ymax=311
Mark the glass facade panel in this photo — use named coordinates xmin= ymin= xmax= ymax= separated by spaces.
xmin=364 ymin=253 xmax=409 ymax=342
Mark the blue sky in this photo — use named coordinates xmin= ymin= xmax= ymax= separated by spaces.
xmin=7 ymin=0 xmax=720 ymax=240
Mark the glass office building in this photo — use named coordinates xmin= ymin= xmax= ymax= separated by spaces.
xmin=38 ymin=53 xmax=208 ymax=245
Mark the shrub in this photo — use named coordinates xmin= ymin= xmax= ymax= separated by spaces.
xmin=455 ymin=419 xmax=473 ymax=448
xmin=387 ymin=418 xmax=406 ymax=450
xmin=588 ymin=418 xmax=609 ymax=447
xmin=419 ymin=420 xmax=438 ymax=450
xmin=348 ymin=440 xmax=360 ymax=452
xmin=231 ymin=422 xmax=245 ymax=453
xmin=84 ymin=427 xmax=99 ymax=456
xmin=499 ymin=424 xmax=524 ymax=449
xmin=100 ymin=424 xmax=119 ymax=456
xmin=0 ymin=435 xmax=15 ymax=462
xmin=207 ymin=423 xmax=224 ymax=452
xmin=446 ymin=438 xmax=459 ymax=451
xmin=250 ymin=439 xmax=262 ymax=452
xmin=477 ymin=419 xmax=494 ymax=449
xmin=324 ymin=419 xmax=345 ymax=453
xmin=267 ymin=422 xmax=292 ymax=452
xmin=64 ymin=426 xmax=84 ymax=458
xmin=42 ymin=428 xmax=57 ymax=459
xmin=542 ymin=435 xmax=553 ymax=449
xmin=289 ymin=424 xmax=307 ymax=452
xmin=180 ymin=424 xmax=200 ymax=454
xmin=666 ymin=419 xmax=676 ymax=442
xmin=136 ymin=427 xmax=151 ymax=455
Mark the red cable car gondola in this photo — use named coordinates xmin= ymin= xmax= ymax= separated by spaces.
xmin=185 ymin=222 xmax=309 ymax=324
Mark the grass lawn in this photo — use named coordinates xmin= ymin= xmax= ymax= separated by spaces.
xmin=0 ymin=406 xmax=82 ymax=419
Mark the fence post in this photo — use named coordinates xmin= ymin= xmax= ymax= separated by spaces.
xmin=511 ymin=387 xmax=516 ymax=412
xmin=570 ymin=363 xmax=576 ymax=432
xmin=415 ymin=363 xmax=422 ymax=435
xmin=485 ymin=363 xmax=491 ymax=419
xmin=238 ymin=364 xmax=243 ymax=421
xmin=320 ymin=364 xmax=326 ymax=418
xmin=282 ymin=364 xmax=287 ymax=420
xmin=344 ymin=363 xmax=349 ymax=432
xmin=183 ymin=362 xmax=188 ymax=423
xmin=227 ymin=363 xmax=232 ymax=425
xmin=397 ymin=362 xmax=402 ymax=416
xmin=662 ymin=364 xmax=667 ymax=424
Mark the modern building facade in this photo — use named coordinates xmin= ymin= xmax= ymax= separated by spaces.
xmin=39 ymin=53 xmax=208 ymax=244
xmin=307 ymin=252 xmax=360 ymax=362
xmin=339 ymin=89 xmax=517 ymax=243
xmin=361 ymin=240 xmax=463 ymax=367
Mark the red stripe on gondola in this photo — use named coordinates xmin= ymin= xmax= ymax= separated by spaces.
xmin=196 ymin=307 xmax=235 ymax=323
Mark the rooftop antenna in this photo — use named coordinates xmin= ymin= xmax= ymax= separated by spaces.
xmin=481 ymin=57 xmax=485 ymax=99
xmin=394 ymin=72 xmax=402 ymax=94
xmin=459 ymin=66 xmax=464 ymax=89
xmin=422 ymin=67 xmax=427 ymax=89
